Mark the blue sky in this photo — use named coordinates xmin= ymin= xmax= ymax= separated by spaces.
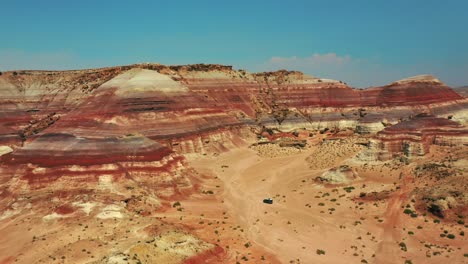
xmin=1 ymin=0 xmax=467 ymax=87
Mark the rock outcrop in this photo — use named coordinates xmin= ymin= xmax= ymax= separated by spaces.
xmin=315 ymin=165 xmax=359 ymax=184
xmin=1 ymin=65 xmax=466 ymax=180
xmin=373 ymin=114 xmax=468 ymax=159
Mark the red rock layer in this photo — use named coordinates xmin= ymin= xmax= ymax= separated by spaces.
xmin=0 ymin=67 xmax=252 ymax=194
xmin=4 ymin=133 xmax=172 ymax=167
xmin=376 ymin=114 xmax=468 ymax=157
xmin=0 ymin=67 xmax=126 ymax=147
xmin=369 ymin=81 xmax=463 ymax=106
xmin=0 ymin=65 xmax=466 ymax=189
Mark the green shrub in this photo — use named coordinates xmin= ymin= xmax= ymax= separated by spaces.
xmin=316 ymin=249 xmax=325 ymax=255
xmin=399 ymin=242 xmax=407 ymax=252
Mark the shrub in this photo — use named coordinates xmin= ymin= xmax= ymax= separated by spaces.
xmin=447 ymin=234 xmax=455 ymax=239
xmin=399 ymin=242 xmax=407 ymax=252
xmin=403 ymin=209 xmax=413 ymax=215
xmin=316 ymin=249 xmax=325 ymax=255
xmin=428 ymin=204 xmax=443 ymax=218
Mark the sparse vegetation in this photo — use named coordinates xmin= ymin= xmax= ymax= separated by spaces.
xmin=403 ymin=209 xmax=413 ymax=214
xmin=399 ymin=242 xmax=407 ymax=252
xmin=316 ymin=249 xmax=325 ymax=255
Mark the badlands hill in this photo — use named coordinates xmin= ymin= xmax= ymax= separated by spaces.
xmin=0 ymin=64 xmax=467 ymax=264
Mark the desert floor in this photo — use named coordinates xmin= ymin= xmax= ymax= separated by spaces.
xmin=0 ymin=136 xmax=466 ymax=264
xmin=185 ymin=138 xmax=467 ymax=264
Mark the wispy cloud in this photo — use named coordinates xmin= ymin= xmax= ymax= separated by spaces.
xmin=2 ymin=50 xmax=466 ymax=88
xmin=256 ymin=53 xmax=468 ymax=88
xmin=269 ymin=53 xmax=351 ymax=67
xmin=258 ymin=53 xmax=392 ymax=87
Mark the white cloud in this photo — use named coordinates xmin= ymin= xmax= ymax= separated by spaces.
xmin=257 ymin=53 xmax=468 ymax=88
xmin=1 ymin=50 xmax=466 ymax=88
xmin=270 ymin=53 xmax=351 ymax=67
xmin=259 ymin=53 xmax=388 ymax=87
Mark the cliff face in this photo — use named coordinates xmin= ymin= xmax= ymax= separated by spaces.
xmin=374 ymin=114 xmax=468 ymax=159
xmin=1 ymin=65 xmax=466 ymax=163
xmin=369 ymin=75 xmax=462 ymax=106
xmin=0 ymin=66 xmax=466 ymax=197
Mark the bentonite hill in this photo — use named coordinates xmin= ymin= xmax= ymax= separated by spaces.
xmin=0 ymin=64 xmax=467 ymax=264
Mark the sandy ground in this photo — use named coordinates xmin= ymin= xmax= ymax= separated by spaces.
xmin=0 ymin=137 xmax=465 ymax=264
xmin=187 ymin=139 xmax=467 ymax=264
